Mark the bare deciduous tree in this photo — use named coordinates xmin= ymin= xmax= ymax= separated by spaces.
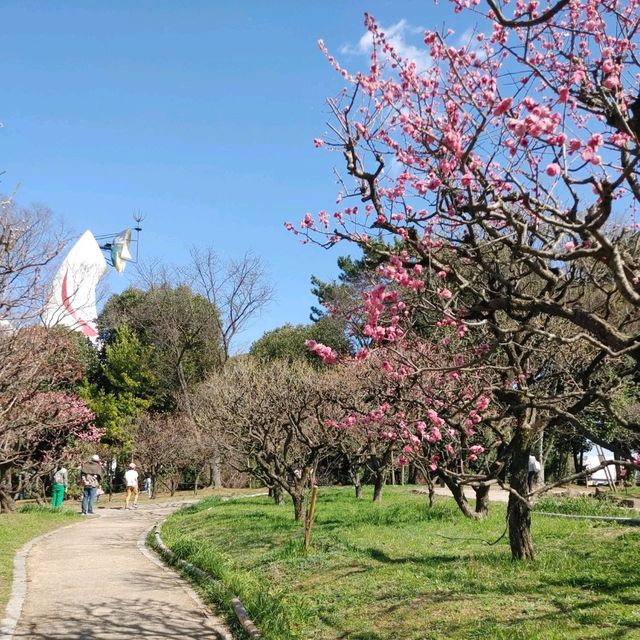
xmin=195 ymin=357 xmax=343 ymax=520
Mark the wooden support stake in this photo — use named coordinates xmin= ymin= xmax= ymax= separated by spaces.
xmin=303 ymin=485 xmax=319 ymax=553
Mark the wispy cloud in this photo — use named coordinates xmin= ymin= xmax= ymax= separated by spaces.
xmin=455 ymin=27 xmax=485 ymax=59
xmin=340 ymin=19 xmax=431 ymax=73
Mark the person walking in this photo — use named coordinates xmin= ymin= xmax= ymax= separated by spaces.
xmin=143 ymin=476 xmax=152 ymax=499
xmin=528 ymin=455 xmax=541 ymax=492
xmin=50 ymin=465 xmax=68 ymax=509
xmin=80 ymin=454 xmax=104 ymax=515
xmin=124 ymin=463 xmax=139 ymax=510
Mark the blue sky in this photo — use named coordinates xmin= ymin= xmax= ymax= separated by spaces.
xmin=2 ymin=0 xmax=464 ymax=351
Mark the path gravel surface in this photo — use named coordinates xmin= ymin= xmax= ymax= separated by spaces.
xmin=6 ymin=501 xmax=230 ymax=640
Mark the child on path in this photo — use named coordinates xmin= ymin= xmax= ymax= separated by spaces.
xmin=124 ymin=462 xmax=139 ymax=510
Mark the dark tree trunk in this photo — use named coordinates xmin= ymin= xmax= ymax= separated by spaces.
xmin=292 ymin=492 xmax=305 ymax=521
xmin=150 ymin=472 xmax=158 ymax=499
xmin=373 ymin=468 xmax=387 ymax=502
xmin=193 ymin=470 xmax=202 ymax=495
xmin=209 ymin=448 xmax=223 ymax=489
xmin=0 ymin=484 xmax=16 ymax=513
xmin=426 ymin=474 xmax=435 ymax=508
xmin=572 ymin=447 xmax=581 ymax=475
xmin=349 ymin=467 xmax=364 ymax=499
xmin=408 ymin=464 xmax=420 ymax=485
xmin=473 ymin=484 xmax=490 ymax=517
xmin=437 ymin=471 xmax=483 ymax=519
xmin=272 ymin=485 xmax=284 ymax=506
xmin=0 ymin=468 xmax=16 ymax=513
xmin=508 ymin=438 xmax=536 ymax=560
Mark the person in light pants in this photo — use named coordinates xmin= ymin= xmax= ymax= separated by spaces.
xmin=144 ymin=476 xmax=152 ymax=498
xmin=124 ymin=463 xmax=139 ymax=510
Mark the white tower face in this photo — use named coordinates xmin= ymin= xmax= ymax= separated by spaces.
xmin=42 ymin=230 xmax=108 ymax=342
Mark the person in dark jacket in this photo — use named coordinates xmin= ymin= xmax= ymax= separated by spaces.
xmin=80 ymin=454 xmax=104 ymax=515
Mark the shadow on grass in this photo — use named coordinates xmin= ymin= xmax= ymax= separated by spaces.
xmin=369 ymin=591 xmax=640 ymax=640
xmin=363 ymin=547 xmax=460 ymax=566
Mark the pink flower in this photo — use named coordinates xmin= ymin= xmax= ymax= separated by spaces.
xmin=564 ymin=241 xmax=576 ymax=252
xmin=313 ymin=138 xmax=324 ymax=148
xmin=568 ymin=139 xmax=581 ymax=153
xmin=427 ymin=409 xmax=445 ymax=429
xmin=438 ymin=288 xmax=453 ymax=300
xmin=493 ymin=97 xmax=513 ymax=116
xmin=546 ymin=163 xmax=562 ymax=177
xmin=469 ymin=445 xmax=485 ymax=455
xmin=305 ymin=340 xmax=338 ymax=364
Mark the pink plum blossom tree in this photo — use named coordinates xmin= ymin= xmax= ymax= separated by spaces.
xmin=294 ymin=0 xmax=640 ymax=559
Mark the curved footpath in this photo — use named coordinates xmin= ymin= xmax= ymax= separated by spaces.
xmin=2 ymin=500 xmax=231 ymax=640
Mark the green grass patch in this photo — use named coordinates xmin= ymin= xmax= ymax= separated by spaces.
xmin=159 ymin=487 xmax=640 ymax=639
xmin=534 ymin=495 xmax=639 ymax=517
xmin=0 ymin=504 xmax=79 ymax=608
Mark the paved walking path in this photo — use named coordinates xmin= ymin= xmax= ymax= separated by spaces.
xmin=430 ymin=484 xmax=594 ymax=503
xmin=8 ymin=501 xmax=231 ymax=640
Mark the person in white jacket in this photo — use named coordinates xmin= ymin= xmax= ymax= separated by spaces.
xmin=528 ymin=455 xmax=541 ymax=492
xmin=124 ymin=463 xmax=139 ymax=510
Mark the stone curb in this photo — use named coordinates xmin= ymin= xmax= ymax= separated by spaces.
xmin=137 ymin=523 xmax=233 ymax=640
xmin=152 ymin=528 xmax=261 ymax=639
xmin=151 ymin=494 xmax=268 ymax=639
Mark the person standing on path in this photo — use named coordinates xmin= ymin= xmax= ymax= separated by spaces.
xmin=144 ymin=475 xmax=152 ymax=498
xmin=124 ymin=462 xmax=139 ymax=510
xmin=80 ymin=454 xmax=104 ymax=515
xmin=50 ymin=465 xmax=68 ymax=509
xmin=528 ymin=455 xmax=541 ymax=492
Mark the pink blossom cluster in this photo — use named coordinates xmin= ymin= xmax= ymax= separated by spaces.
xmin=305 ymin=340 xmax=338 ymax=364
xmin=362 ymin=284 xmax=407 ymax=343
xmin=296 ymin=0 xmax=640 ymax=479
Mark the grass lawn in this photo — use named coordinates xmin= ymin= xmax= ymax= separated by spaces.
xmin=158 ymin=486 xmax=640 ymax=640
xmin=94 ymin=485 xmax=266 ymax=509
xmin=0 ymin=505 xmax=79 ymax=608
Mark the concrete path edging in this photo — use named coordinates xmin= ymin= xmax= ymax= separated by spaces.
xmin=137 ymin=524 xmax=233 ymax=640
xmin=3 ymin=501 xmax=232 ymax=639
xmin=151 ymin=494 xmax=268 ymax=639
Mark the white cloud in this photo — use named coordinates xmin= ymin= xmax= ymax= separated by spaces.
xmin=340 ymin=19 xmax=431 ymax=73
